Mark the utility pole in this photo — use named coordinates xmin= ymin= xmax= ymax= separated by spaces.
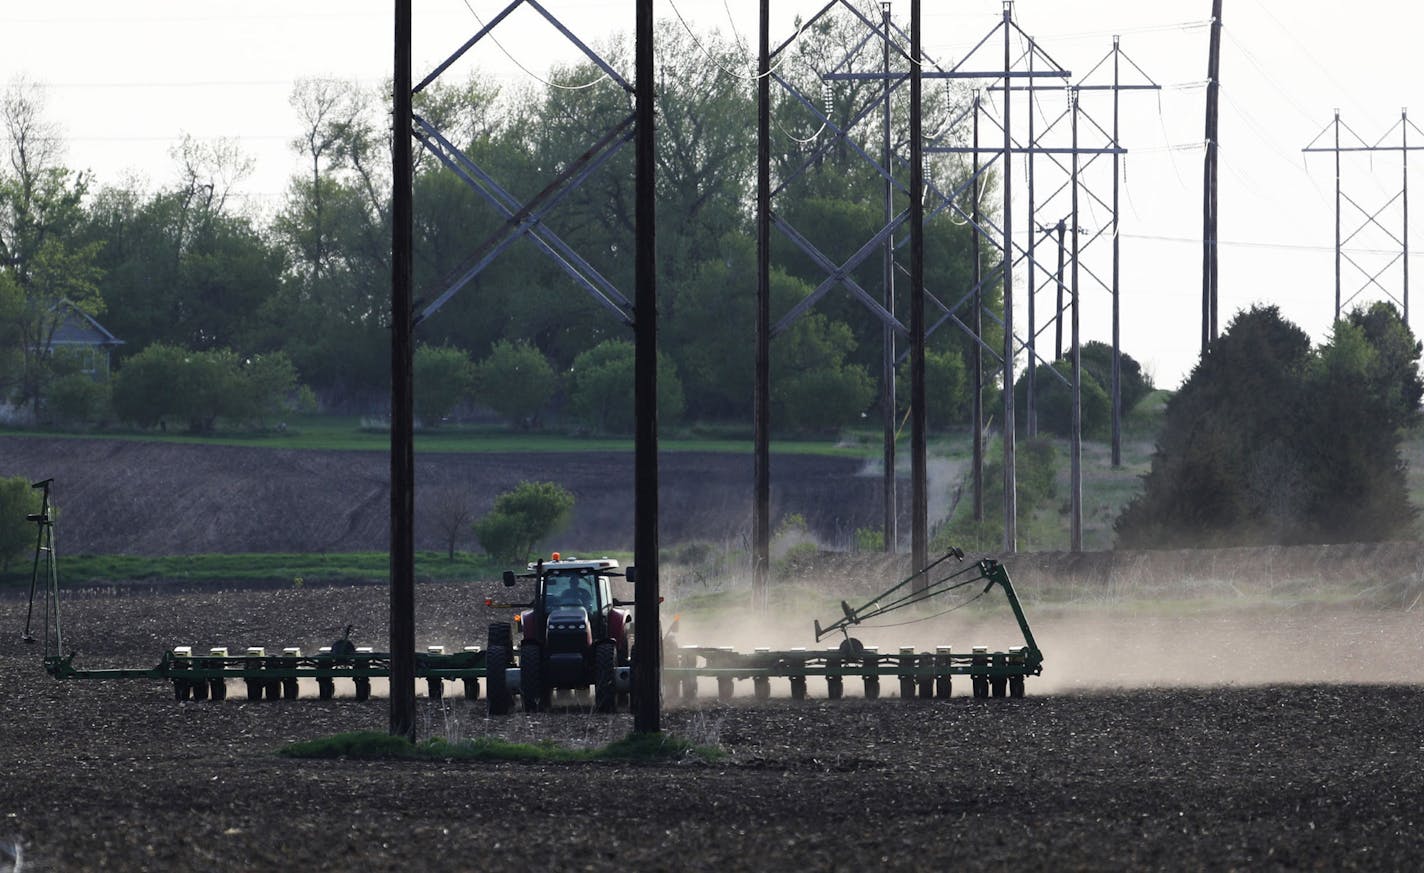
xmin=909 ymin=0 xmax=928 ymax=576
xmin=1070 ymin=90 xmax=1083 ymax=552
xmin=1201 ymin=0 xmax=1222 ymax=353
xmin=1025 ymin=40 xmax=1038 ymax=439
xmin=1001 ymin=2 xmax=1017 ymax=554
xmin=972 ymin=93 xmax=984 ymax=523
xmin=1335 ymin=109 xmax=1341 ymax=320
xmin=632 ymin=0 xmax=661 ymax=735
xmin=1054 ymin=219 xmax=1066 ymax=360
xmin=880 ymin=1 xmax=897 ymax=554
xmin=754 ymin=0 xmax=771 ymax=605
xmin=1110 ymin=35 xmax=1123 ymax=468
xmin=389 ymin=0 xmax=416 ymax=742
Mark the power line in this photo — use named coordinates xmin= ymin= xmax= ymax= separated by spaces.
xmin=1122 ymin=230 xmax=1412 ymax=256
xmin=460 ymin=0 xmax=610 ymax=91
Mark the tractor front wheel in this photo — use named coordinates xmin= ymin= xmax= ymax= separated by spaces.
xmin=594 ymin=641 xmax=617 ymax=714
xmin=520 ymin=643 xmax=545 ymax=712
xmin=488 ymin=622 xmax=512 ymax=651
xmin=486 ymin=645 xmax=512 ymax=716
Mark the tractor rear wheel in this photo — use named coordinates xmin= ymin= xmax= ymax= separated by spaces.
xmin=520 ymin=643 xmax=545 ymax=712
xmin=594 ymin=641 xmax=617 ymax=714
xmin=486 ymin=645 xmax=512 ymax=716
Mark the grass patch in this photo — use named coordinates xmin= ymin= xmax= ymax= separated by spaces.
xmin=278 ymin=730 xmax=722 ymax=764
xmin=2 ymin=415 xmax=871 ymax=458
xmin=0 ymin=550 xmax=504 ymax=588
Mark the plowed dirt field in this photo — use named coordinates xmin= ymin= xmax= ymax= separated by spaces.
xmin=2 ymin=580 xmax=1420 ymax=872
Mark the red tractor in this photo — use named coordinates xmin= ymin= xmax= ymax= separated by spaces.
xmin=485 ymin=556 xmax=638 ymax=715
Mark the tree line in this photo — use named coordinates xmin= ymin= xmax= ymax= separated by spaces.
xmin=0 ymin=16 xmax=1048 ymax=436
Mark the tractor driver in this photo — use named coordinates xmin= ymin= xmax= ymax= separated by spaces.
xmin=550 ymin=575 xmax=594 ymax=610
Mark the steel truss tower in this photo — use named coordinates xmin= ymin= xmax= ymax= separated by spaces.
xmin=392 ymin=0 xmax=662 ymax=733
xmin=1304 ymin=110 xmax=1424 ymax=327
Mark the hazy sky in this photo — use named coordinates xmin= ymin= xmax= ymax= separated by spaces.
xmin=3 ymin=1 xmax=1420 ymax=389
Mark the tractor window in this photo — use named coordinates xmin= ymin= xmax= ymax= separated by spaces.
xmin=546 ymin=573 xmax=597 ymax=610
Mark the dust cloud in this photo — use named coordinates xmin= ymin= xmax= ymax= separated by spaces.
xmin=666 ymin=555 xmax=1424 ymax=696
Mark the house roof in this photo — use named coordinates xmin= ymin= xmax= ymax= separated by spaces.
xmin=48 ymin=300 xmax=124 ymax=348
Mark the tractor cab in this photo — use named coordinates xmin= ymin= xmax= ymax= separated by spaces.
xmin=492 ymin=554 xmax=635 ymax=713
xmin=509 ymin=558 xmax=632 ymax=660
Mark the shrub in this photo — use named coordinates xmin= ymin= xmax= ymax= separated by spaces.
xmin=414 ymin=344 xmax=475 ymax=426
xmin=0 ymin=476 xmax=44 ymax=573
xmin=567 ymin=340 xmax=684 ymax=434
xmin=473 ymin=340 xmax=556 ymax=429
xmin=473 ymin=481 xmax=575 ymax=564
xmin=44 ymin=373 xmax=110 ymax=428
xmin=112 ymin=343 xmax=300 ymax=432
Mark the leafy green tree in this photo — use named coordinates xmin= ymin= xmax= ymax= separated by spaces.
xmin=414 ymin=344 xmax=475 ymax=426
xmin=112 ymin=343 xmax=297 ymax=432
xmin=0 ymin=475 xmax=43 ymax=572
xmin=772 ymin=313 xmax=875 ymax=433
xmin=1297 ymin=311 xmax=1420 ymax=541
xmin=472 ymin=481 xmax=575 ymax=564
xmin=1079 ymin=341 xmax=1154 ymax=414
xmin=897 ymin=347 xmax=970 ymax=429
xmin=1115 ymin=304 xmax=1422 ymax=548
xmin=43 ymin=372 xmax=109 ymax=428
xmin=473 ymin=340 xmax=556 ymax=429
xmin=1014 ymin=359 xmax=1111 ymax=439
xmin=568 ymin=339 xmax=685 ymax=434
xmin=0 ymin=81 xmax=106 ymax=414
xmin=111 ymin=343 xmax=186 ymax=429
xmin=238 ymin=352 xmax=299 ymax=426
xmin=1116 ymin=306 xmax=1312 ymax=548
xmin=1344 ymin=300 xmax=1424 ymax=427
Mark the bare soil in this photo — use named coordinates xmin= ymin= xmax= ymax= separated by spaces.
xmin=2 ymin=581 xmax=1421 ymax=872
xmin=0 ymin=436 xmax=894 ymax=555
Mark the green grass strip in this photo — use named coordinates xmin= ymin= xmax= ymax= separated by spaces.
xmin=0 ymin=550 xmax=504 ymax=588
xmin=278 ymin=730 xmax=722 ymax=763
